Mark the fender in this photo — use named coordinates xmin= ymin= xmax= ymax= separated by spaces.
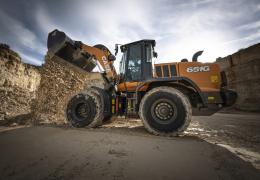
xmin=135 ymin=77 xmax=207 ymax=107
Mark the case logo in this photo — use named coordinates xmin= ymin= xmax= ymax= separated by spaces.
xmin=186 ymin=66 xmax=210 ymax=73
xmin=102 ymin=56 xmax=111 ymax=72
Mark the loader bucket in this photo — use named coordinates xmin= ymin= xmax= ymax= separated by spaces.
xmin=47 ymin=29 xmax=96 ymax=72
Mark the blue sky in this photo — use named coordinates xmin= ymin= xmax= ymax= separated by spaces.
xmin=0 ymin=0 xmax=260 ymax=70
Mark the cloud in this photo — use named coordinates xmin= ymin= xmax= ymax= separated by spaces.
xmin=153 ymin=0 xmax=260 ymax=61
xmin=177 ymin=0 xmax=216 ymax=7
xmin=0 ymin=0 xmax=260 ymax=69
xmin=223 ymin=31 xmax=260 ymax=45
xmin=0 ymin=11 xmax=36 ymax=51
xmin=34 ymin=4 xmax=59 ymax=35
xmin=238 ymin=20 xmax=260 ymax=30
xmin=39 ymin=0 xmax=157 ymax=69
xmin=0 ymin=9 xmax=46 ymax=65
xmin=76 ymin=0 xmax=154 ymax=42
xmin=256 ymin=3 xmax=260 ymax=11
xmin=19 ymin=52 xmax=43 ymax=66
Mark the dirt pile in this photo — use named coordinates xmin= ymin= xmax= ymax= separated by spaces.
xmin=0 ymin=44 xmax=41 ymax=125
xmin=33 ymin=54 xmax=106 ymax=125
xmin=0 ymin=44 xmax=106 ymax=126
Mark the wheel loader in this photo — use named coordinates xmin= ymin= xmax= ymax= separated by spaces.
xmin=47 ymin=29 xmax=237 ymax=136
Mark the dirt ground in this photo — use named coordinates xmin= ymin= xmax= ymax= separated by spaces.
xmin=0 ymin=112 xmax=260 ymax=180
xmin=103 ymin=112 xmax=260 ymax=170
xmin=187 ymin=112 xmax=260 ymax=169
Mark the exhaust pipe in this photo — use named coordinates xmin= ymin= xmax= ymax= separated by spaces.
xmin=47 ymin=29 xmax=96 ymax=72
xmin=192 ymin=50 xmax=203 ymax=62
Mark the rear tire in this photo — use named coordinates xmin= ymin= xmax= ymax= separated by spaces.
xmin=139 ymin=87 xmax=192 ymax=136
xmin=66 ymin=88 xmax=103 ymax=128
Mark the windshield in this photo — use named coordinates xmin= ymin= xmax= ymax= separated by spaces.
xmin=126 ymin=44 xmax=141 ymax=81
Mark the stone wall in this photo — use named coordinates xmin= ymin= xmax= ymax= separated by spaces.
xmin=32 ymin=55 xmax=106 ymax=125
xmin=216 ymin=43 xmax=260 ymax=111
xmin=0 ymin=44 xmax=41 ymax=124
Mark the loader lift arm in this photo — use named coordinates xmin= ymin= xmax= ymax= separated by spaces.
xmin=47 ymin=29 xmax=117 ymax=83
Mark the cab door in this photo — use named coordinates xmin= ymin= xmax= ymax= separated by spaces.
xmin=118 ymin=43 xmax=143 ymax=92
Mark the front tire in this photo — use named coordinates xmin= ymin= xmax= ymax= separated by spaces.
xmin=139 ymin=87 xmax=192 ymax=136
xmin=66 ymin=89 xmax=103 ymax=128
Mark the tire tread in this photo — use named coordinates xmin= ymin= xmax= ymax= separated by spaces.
xmin=139 ymin=86 xmax=192 ymax=136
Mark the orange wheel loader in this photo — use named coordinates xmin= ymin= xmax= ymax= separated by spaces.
xmin=47 ymin=29 xmax=237 ymax=136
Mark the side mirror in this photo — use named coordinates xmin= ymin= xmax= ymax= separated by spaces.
xmin=153 ymin=52 xmax=158 ymax=58
xmin=108 ymin=54 xmax=116 ymax=61
xmin=115 ymin=44 xmax=119 ymax=56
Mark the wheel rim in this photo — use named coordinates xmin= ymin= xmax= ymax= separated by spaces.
xmin=75 ymin=102 xmax=90 ymax=121
xmin=151 ymin=99 xmax=177 ymax=124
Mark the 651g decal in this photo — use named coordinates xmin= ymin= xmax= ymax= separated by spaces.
xmin=186 ymin=66 xmax=210 ymax=73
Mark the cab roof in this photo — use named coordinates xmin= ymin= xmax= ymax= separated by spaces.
xmin=120 ymin=39 xmax=156 ymax=52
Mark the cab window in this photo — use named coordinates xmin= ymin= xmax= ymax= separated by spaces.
xmin=119 ymin=52 xmax=126 ymax=75
xmin=126 ymin=44 xmax=141 ymax=81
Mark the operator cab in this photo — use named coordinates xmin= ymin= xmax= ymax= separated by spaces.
xmin=117 ymin=40 xmax=157 ymax=82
